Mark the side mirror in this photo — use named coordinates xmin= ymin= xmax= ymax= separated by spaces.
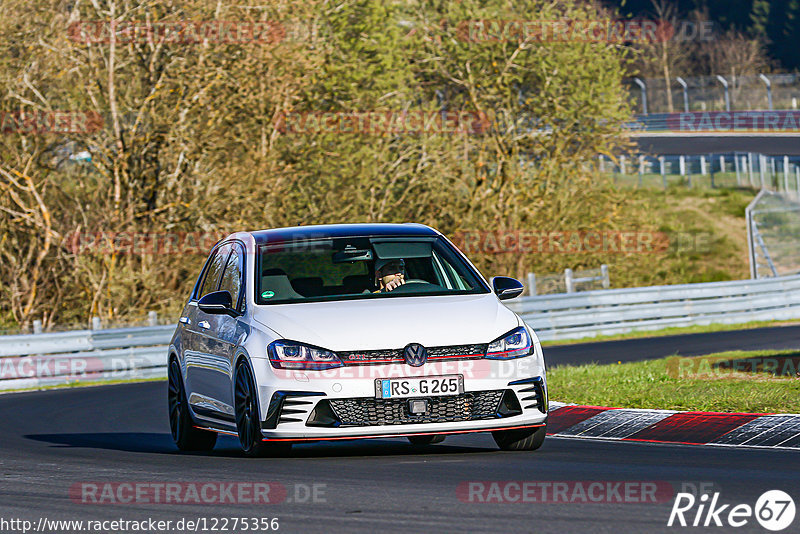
xmin=491 ymin=276 xmax=524 ymax=301
xmin=198 ymin=290 xmax=239 ymax=316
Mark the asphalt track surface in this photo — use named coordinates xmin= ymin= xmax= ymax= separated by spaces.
xmin=635 ymin=134 xmax=800 ymax=155
xmin=1 ymin=327 xmax=799 ymax=534
xmin=545 ymin=323 xmax=800 ymax=367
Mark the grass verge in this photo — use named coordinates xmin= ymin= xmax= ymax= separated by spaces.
xmin=548 ymin=350 xmax=800 ymax=413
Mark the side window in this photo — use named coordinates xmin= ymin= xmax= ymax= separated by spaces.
xmin=199 ymin=244 xmax=231 ymax=298
xmin=219 ymin=244 xmax=243 ymax=309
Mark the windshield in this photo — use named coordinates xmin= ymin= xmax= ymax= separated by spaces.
xmin=255 ymin=236 xmax=489 ymax=305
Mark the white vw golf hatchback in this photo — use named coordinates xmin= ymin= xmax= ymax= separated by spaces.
xmin=168 ymin=224 xmax=548 ymax=456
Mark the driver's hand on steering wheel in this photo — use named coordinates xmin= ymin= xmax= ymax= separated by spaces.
xmin=383 ymin=273 xmax=405 ymax=292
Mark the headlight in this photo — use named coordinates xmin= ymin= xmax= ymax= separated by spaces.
xmin=268 ymin=340 xmax=344 ymax=370
xmin=486 ymin=327 xmax=532 ymax=360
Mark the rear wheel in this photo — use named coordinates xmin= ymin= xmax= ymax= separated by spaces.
xmin=234 ymin=360 xmax=291 ymax=457
xmin=407 ymin=434 xmax=445 ymax=445
xmin=492 ymin=425 xmax=546 ymax=451
xmin=168 ymin=359 xmax=217 ymax=452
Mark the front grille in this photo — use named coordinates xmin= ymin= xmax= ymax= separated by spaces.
xmin=337 ymin=343 xmax=487 ymax=365
xmin=323 ymin=390 xmax=508 ymax=427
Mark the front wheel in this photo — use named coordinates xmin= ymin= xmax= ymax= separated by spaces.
xmin=234 ymin=360 xmax=291 ymax=457
xmin=168 ymin=359 xmax=217 ymax=452
xmin=492 ymin=425 xmax=546 ymax=451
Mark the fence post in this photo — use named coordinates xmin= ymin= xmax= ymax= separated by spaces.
xmin=91 ymin=317 xmax=101 ymax=330
xmin=748 ymin=153 xmax=755 ymax=187
xmin=527 ymin=273 xmax=536 ymax=297
xmin=700 ymin=155 xmax=707 ymax=175
xmin=659 ymin=156 xmax=667 ymax=189
xmin=784 ymin=156 xmax=790 ymax=193
xmin=735 ymin=154 xmax=741 ymax=185
xmin=148 ymin=311 xmax=158 ymax=327
xmin=564 ymin=268 xmax=575 ymax=293
xmin=620 ymin=155 xmax=626 ymax=175
xmin=679 ymin=155 xmax=686 ymax=176
xmin=759 ymin=154 xmax=766 ymax=189
xmin=33 ymin=320 xmax=42 ymax=334
xmin=719 ymin=155 xmax=725 ymax=174
xmin=796 ymin=165 xmax=800 ymax=199
xmin=638 ymin=155 xmax=644 ymax=187
xmin=709 ymin=154 xmax=715 ymax=188
xmin=599 ymin=155 xmax=605 ymax=173
xmin=600 ymin=264 xmax=610 ymax=289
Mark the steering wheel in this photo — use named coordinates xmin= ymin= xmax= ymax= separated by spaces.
xmin=403 ymin=279 xmax=431 ymax=285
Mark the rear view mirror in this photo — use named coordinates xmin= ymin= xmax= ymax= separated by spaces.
xmin=198 ymin=290 xmax=239 ymax=316
xmin=491 ymin=276 xmax=524 ymax=300
xmin=333 ymin=249 xmax=373 ymax=263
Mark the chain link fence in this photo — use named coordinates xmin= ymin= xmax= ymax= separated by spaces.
xmin=746 ymin=190 xmax=800 ymax=278
xmin=628 ymin=74 xmax=800 ymax=114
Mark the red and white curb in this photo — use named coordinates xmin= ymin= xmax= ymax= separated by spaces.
xmin=548 ymin=402 xmax=800 ymax=450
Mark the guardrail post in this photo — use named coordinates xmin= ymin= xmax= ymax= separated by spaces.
xmin=659 ymin=156 xmax=667 ymax=189
xmin=601 ymin=264 xmax=610 ymax=289
xmin=564 ymin=268 xmax=575 ymax=293
xmin=33 ymin=320 xmax=42 ymax=334
xmin=527 ymin=273 xmax=537 ymax=296
xmin=91 ymin=317 xmax=101 ymax=330
xmin=148 ymin=311 xmax=158 ymax=327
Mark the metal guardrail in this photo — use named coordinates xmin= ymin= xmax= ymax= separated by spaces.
xmin=508 ymin=274 xmax=800 ymax=341
xmin=1 ymin=274 xmax=799 ymax=390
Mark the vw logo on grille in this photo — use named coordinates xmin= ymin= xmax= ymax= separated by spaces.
xmin=403 ymin=343 xmax=428 ymax=367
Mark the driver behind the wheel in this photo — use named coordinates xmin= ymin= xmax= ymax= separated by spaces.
xmin=373 ymin=258 xmax=406 ymax=292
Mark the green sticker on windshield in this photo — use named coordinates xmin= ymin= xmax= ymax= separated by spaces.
xmin=261 ymin=290 xmax=275 ymax=299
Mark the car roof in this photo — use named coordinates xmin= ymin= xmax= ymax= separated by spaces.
xmin=246 ymin=223 xmax=440 ymax=245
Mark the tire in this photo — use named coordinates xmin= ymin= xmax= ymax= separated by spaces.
xmin=407 ymin=434 xmax=445 ymax=445
xmin=234 ymin=360 xmax=292 ymax=457
xmin=168 ymin=358 xmax=217 ymax=452
xmin=492 ymin=425 xmax=546 ymax=451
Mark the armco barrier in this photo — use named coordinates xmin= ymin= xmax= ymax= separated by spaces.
xmin=507 ymin=273 xmax=800 ymax=341
xmin=1 ymin=275 xmax=799 ymax=390
xmin=0 ymin=325 xmax=174 ymax=391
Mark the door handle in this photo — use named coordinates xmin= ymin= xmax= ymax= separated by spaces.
xmin=198 ymin=321 xmax=211 ymax=329
xmin=179 ymin=317 xmax=191 ymax=325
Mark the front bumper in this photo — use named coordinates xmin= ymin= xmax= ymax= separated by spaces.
xmin=255 ymin=377 xmax=547 ymax=441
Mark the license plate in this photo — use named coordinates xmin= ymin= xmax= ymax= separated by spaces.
xmin=375 ymin=375 xmax=464 ymax=399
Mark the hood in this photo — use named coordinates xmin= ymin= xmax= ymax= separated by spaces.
xmin=252 ymin=293 xmax=520 ymax=351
